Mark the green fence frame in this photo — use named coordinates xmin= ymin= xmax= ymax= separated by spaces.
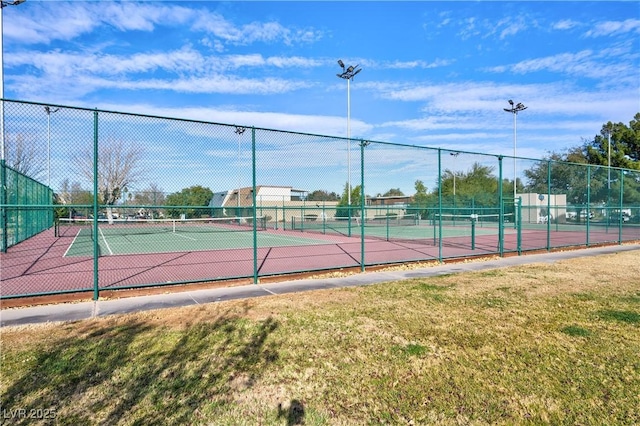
xmin=1 ymin=98 xmax=638 ymax=300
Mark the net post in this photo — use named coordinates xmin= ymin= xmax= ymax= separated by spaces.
xmin=471 ymin=214 xmax=476 ymax=250
xmin=386 ymin=205 xmax=390 ymax=241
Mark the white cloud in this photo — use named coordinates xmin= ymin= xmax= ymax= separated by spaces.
xmin=585 ymin=19 xmax=640 ymax=37
xmin=553 ymin=19 xmax=580 ymax=31
xmin=483 ymin=47 xmax=638 ymax=83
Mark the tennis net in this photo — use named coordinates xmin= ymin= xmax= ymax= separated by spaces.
xmin=56 ymin=216 xmax=267 ymax=237
xmin=432 ymin=213 xmax=514 ymax=227
xmin=290 ymin=214 xmax=419 ymax=232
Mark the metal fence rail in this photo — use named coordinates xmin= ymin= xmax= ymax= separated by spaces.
xmin=1 ymin=99 xmax=638 ymax=300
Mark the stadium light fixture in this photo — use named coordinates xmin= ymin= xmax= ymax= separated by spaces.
xmin=0 ymin=0 xmax=26 ymax=162
xmin=44 ymin=106 xmax=59 ymax=187
xmin=336 ymin=60 xmax=362 ymax=207
xmin=503 ymin=100 xmax=527 ymax=201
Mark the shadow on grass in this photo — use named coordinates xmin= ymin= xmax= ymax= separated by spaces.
xmin=277 ymin=399 xmax=305 ymax=425
xmin=1 ymin=304 xmax=280 ymax=425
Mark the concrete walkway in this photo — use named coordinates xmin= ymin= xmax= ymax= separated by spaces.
xmin=2 ymin=244 xmax=639 ymax=327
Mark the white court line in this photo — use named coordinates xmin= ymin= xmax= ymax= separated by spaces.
xmin=63 ymin=229 xmax=82 ymax=257
xmin=99 ymin=227 xmax=114 ymax=255
xmin=172 ymin=232 xmax=198 ymax=241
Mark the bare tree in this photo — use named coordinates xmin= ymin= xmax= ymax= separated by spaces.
xmin=75 ymin=139 xmax=145 ymax=223
xmin=4 ymin=133 xmax=45 ymax=179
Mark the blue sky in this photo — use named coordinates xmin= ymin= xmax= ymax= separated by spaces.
xmin=3 ymin=1 xmax=639 ymax=195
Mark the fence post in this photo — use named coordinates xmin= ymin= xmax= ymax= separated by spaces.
xmin=437 ymin=148 xmax=443 ymax=262
xmin=547 ymin=160 xmax=551 ymax=251
xmin=619 ymin=171 xmax=624 ymax=244
xmin=252 ymin=127 xmax=258 ymax=284
xmin=517 ymin=196 xmax=522 ymax=254
xmin=498 ymin=156 xmax=504 ymax=256
xmin=92 ymin=110 xmax=100 ymax=300
xmin=360 ymin=140 xmax=368 ymax=272
xmin=1 ymin=159 xmax=6 ymax=252
xmin=586 ymin=165 xmax=591 ymax=247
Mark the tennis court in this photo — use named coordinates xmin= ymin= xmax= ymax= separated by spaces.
xmin=1 ymin=99 xmax=638 ymax=301
xmin=58 ymin=217 xmax=343 ymax=256
xmin=289 ymin=212 xmax=517 ymax=242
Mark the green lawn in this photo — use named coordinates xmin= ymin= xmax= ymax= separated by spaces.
xmin=1 ymin=249 xmax=639 ymax=425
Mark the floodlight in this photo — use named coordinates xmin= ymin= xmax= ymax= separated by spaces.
xmin=503 ymin=100 xmax=528 ymax=204
xmin=335 ymin=60 xmax=364 ymax=210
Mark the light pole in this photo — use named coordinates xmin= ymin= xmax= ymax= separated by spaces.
xmin=605 ymin=124 xmax=612 ymax=191
xmin=0 ymin=0 xmax=26 ymax=162
xmin=234 ymin=126 xmax=246 ymax=216
xmin=44 ymin=106 xmax=59 ymax=187
xmin=336 ymin=60 xmax=362 ymax=207
xmin=449 ymin=152 xmax=459 ymax=198
xmin=503 ymin=100 xmax=527 ymax=201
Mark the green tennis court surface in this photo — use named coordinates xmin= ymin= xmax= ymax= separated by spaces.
xmin=59 ymin=218 xmax=338 ymax=257
xmin=289 ymin=214 xmax=516 ymax=240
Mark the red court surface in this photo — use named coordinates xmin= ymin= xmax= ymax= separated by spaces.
xmin=1 ymin=225 xmax=638 ymax=299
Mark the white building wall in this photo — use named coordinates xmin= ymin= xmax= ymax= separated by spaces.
xmin=256 ymin=187 xmax=292 ymax=201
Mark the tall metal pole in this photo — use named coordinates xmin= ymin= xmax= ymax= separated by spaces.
xmin=0 ymin=4 xmax=4 ymax=162
xmin=607 ymin=128 xmax=611 ymax=191
xmin=337 ymin=60 xmax=362 ymax=208
xmin=234 ymin=126 xmax=246 ymax=216
xmin=45 ymin=106 xmax=59 ymax=187
xmin=0 ymin=0 xmax=26 ymax=162
xmin=503 ymin=100 xmax=527 ymax=201
xmin=512 ymin=111 xmax=517 ymax=201
xmin=347 ymin=77 xmax=351 ymax=206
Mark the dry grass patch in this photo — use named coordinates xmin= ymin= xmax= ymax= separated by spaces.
xmin=1 ymin=250 xmax=639 ymax=425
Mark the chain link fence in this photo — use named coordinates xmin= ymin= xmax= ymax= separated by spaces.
xmin=1 ymin=99 xmax=639 ymax=299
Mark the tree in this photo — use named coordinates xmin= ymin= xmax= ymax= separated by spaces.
xmin=434 ymin=162 xmax=501 ymax=212
xmin=74 ymin=140 xmax=144 ymax=223
xmin=306 ymin=189 xmax=340 ymax=201
xmin=56 ymin=178 xmax=93 ymax=219
xmin=133 ymin=183 xmax=166 ymax=218
xmin=379 ymin=188 xmax=404 ymax=197
xmin=584 ymin=113 xmax=640 ymax=170
xmin=523 ymin=148 xmax=595 ymax=221
xmin=165 ymin=185 xmax=214 ymax=219
xmin=335 ymin=182 xmax=362 ymax=218
xmin=4 ymin=133 xmax=44 ymax=179
xmin=410 ymin=179 xmax=436 ymax=219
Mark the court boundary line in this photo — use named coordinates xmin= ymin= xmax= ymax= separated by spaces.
xmin=99 ymin=227 xmax=114 ymax=255
xmin=63 ymin=229 xmax=82 ymax=257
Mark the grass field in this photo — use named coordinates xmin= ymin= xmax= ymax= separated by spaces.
xmin=1 ymin=250 xmax=639 ymax=425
